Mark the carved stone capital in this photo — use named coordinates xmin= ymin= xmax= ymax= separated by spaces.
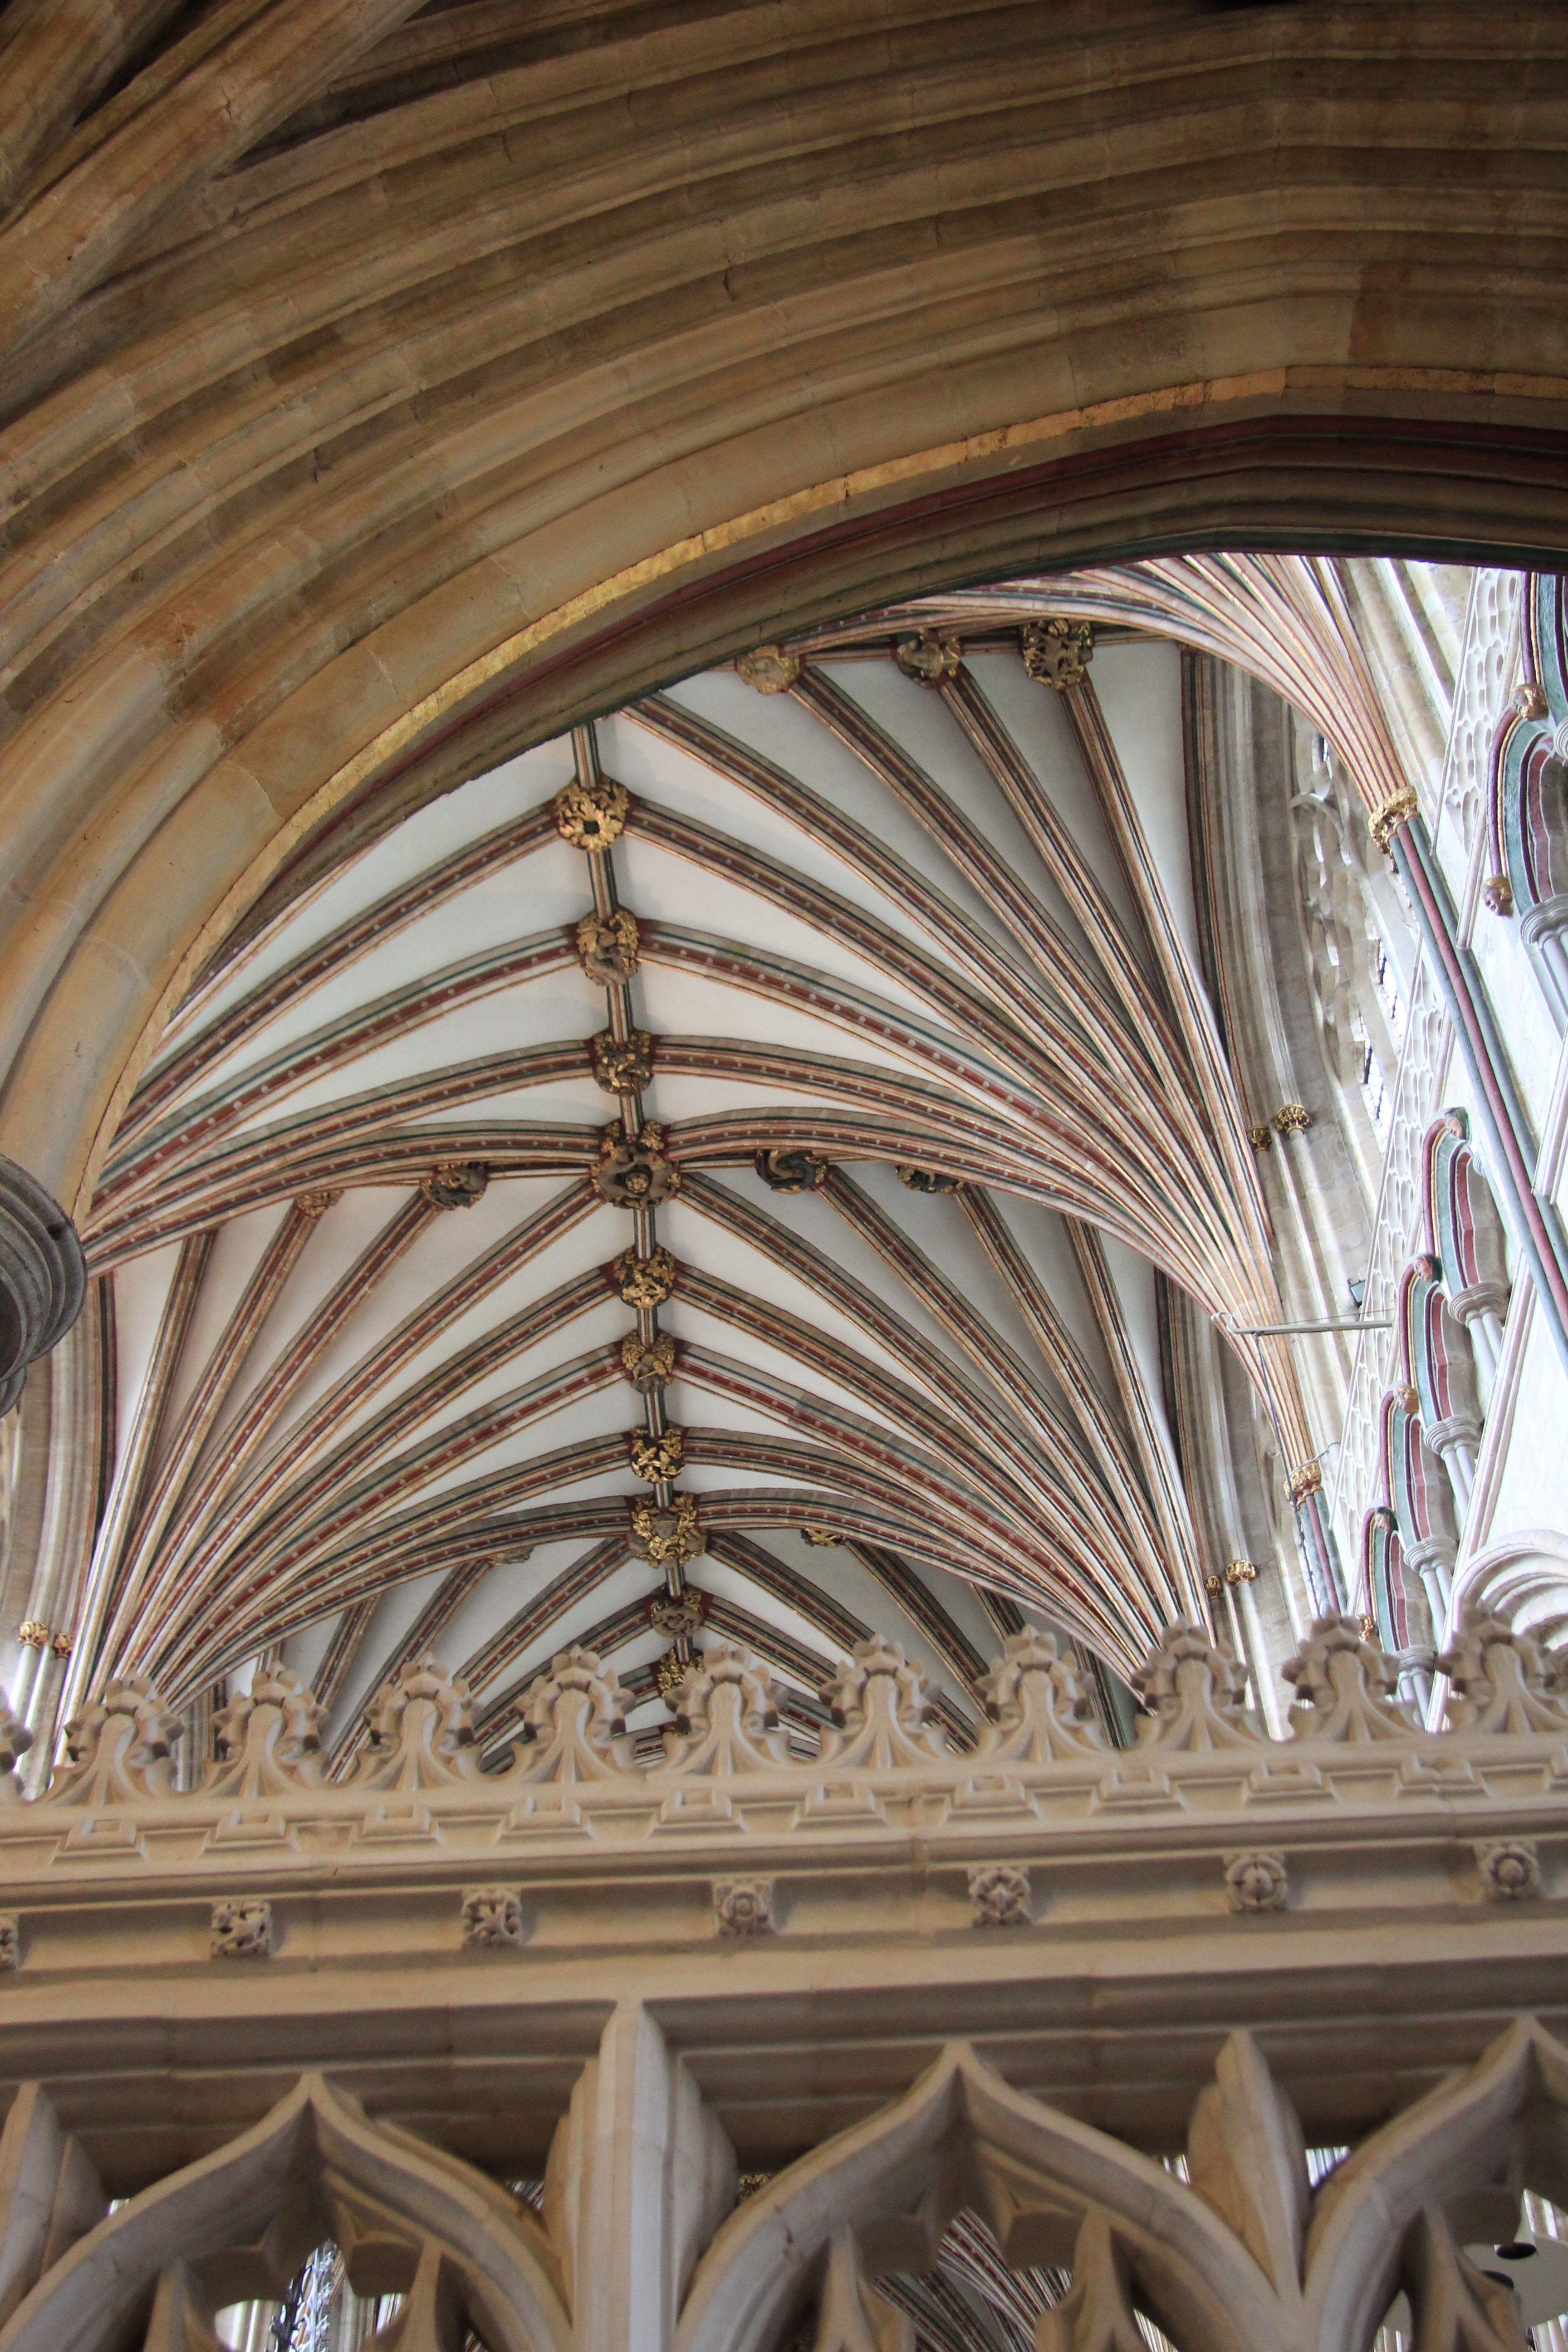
xmin=0 ymin=1153 xmax=87 ymax=1417
xmin=1369 ymin=785 xmax=1420 ymax=851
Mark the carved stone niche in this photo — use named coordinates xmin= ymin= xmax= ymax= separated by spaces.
xmin=210 ymin=1900 xmax=273 ymax=1960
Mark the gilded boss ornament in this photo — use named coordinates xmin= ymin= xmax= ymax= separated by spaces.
xmin=654 ymin=1647 xmax=690 ymax=1701
xmin=646 ymin=1588 xmax=706 ymax=1639
xmin=593 ymin=1122 xmax=680 ymax=1207
xmin=631 ymin=1426 xmax=685 ymax=1483
xmin=1368 ymin=786 xmax=1419 ymax=853
xmin=591 ymin=1028 xmax=654 ymax=1095
xmin=896 ymin=1164 xmax=960 ymax=1194
xmin=735 ymin=644 xmax=801 ymax=694
xmin=420 ymin=1161 xmax=489 ymax=1210
xmin=576 ymin=907 xmax=641 ymax=982
xmin=755 ymin=1147 xmax=827 ymax=1193
xmin=630 ymin=1493 xmax=701 ymax=1567
xmin=1021 ymin=617 xmax=1093 ymax=690
xmin=612 ymin=1245 xmax=677 ymax=1306
xmin=554 ymin=774 xmax=630 ymax=851
xmin=621 ymin=1331 xmax=676 ymax=1391
xmin=893 ymin=632 xmax=961 ymax=686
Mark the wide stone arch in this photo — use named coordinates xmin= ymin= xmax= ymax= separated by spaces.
xmin=1 ymin=0 xmax=1567 ymax=1210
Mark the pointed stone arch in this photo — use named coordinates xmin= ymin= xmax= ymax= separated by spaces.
xmin=0 ymin=2073 xmax=572 ymax=2352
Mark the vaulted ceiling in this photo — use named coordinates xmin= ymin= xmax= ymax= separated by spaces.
xmin=68 ymin=607 xmax=1309 ymax=1751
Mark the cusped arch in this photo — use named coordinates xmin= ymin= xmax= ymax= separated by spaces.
xmin=675 ymin=2043 xmax=1275 ymax=2352
xmin=0 ymin=2072 xmax=572 ymax=2352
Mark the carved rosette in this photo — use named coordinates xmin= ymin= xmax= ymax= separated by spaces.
xmin=1282 ymin=1613 xmax=1416 ymax=1741
xmin=1021 ymin=617 xmax=1093 ymax=690
xmin=629 ymin=1493 xmax=701 ymax=1568
xmin=1475 ymin=1839 xmax=1542 ymax=1901
xmin=967 ymin=1863 xmax=1031 ymax=1926
xmin=893 ymin=632 xmax=961 ymax=685
xmin=420 ymin=1161 xmax=489 ymax=1210
xmin=517 ymin=1644 xmax=635 ymax=1783
xmin=621 ymin=1332 xmax=676 ymax=1392
xmin=974 ymin=1629 xmax=1102 ymax=1763
xmin=576 ymin=907 xmax=641 ymax=983
xmin=754 ymin=1147 xmax=827 ymax=1193
xmin=712 ymin=1877 xmax=774 ymax=1935
xmin=594 ymin=1123 xmax=680 ymax=1207
xmin=554 ymin=774 xmax=630 ymax=850
xmin=461 ymin=1887 xmax=527 ymax=1948
xmin=49 ymin=1676 xmax=184 ymax=1807
xmin=591 ymin=1029 xmax=654 ymax=1096
xmin=1130 ymin=1625 xmax=1260 ymax=1752
xmin=357 ymin=1656 xmax=482 ymax=1790
xmin=1224 ymin=1852 xmax=1289 ymax=1912
xmin=612 ymin=1245 xmax=678 ymax=1306
xmin=207 ymin=1667 xmax=325 ymax=1799
xmin=1437 ymin=1615 xmax=1568 ymax=1735
xmin=735 ymin=645 xmax=801 ymax=694
xmin=665 ymin=1642 xmax=790 ymax=1773
xmin=819 ymin=1635 xmax=946 ymax=1769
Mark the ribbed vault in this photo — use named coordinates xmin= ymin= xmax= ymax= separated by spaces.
xmin=63 ymin=620 xmax=1307 ymax=1741
xmin=0 ymin=0 xmax=1565 ymax=1217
